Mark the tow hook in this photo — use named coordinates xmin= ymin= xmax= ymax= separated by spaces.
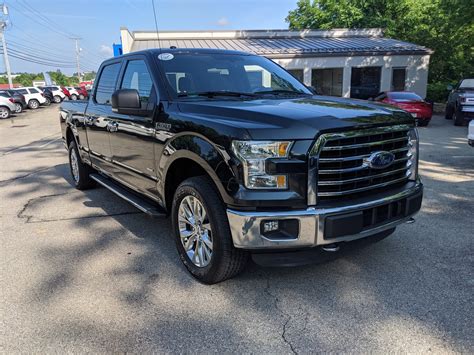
xmin=406 ymin=217 xmax=416 ymax=224
xmin=322 ymin=243 xmax=340 ymax=252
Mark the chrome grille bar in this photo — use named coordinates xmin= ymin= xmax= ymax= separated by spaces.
xmin=321 ymin=136 xmax=408 ymax=151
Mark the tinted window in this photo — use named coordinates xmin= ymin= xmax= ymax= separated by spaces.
xmin=29 ymin=88 xmax=40 ymax=94
xmin=120 ymin=60 xmax=154 ymax=101
xmin=0 ymin=92 xmax=9 ymax=98
xmin=95 ymin=62 xmax=121 ymax=104
xmin=388 ymin=92 xmax=422 ymax=101
xmin=16 ymin=89 xmax=28 ymax=95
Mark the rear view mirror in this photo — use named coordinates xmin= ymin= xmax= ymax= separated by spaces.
xmin=446 ymin=84 xmax=453 ymax=91
xmin=112 ymin=89 xmax=150 ymax=116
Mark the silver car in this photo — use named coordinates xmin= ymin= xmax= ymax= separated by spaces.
xmin=0 ymin=95 xmax=17 ymax=119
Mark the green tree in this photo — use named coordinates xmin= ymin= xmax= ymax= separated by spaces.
xmin=286 ymin=0 xmax=474 ymax=94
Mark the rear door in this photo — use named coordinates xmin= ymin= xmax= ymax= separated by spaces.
xmin=107 ymin=56 xmax=158 ymax=199
xmin=85 ymin=60 xmax=122 ymax=171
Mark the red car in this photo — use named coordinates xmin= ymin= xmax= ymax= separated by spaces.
xmin=74 ymin=86 xmax=89 ymax=100
xmin=374 ymin=91 xmax=433 ymax=126
xmin=61 ymin=86 xmax=71 ymax=99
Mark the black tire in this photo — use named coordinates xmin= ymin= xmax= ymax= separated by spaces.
xmin=53 ymin=95 xmax=62 ymax=103
xmin=0 ymin=106 xmax=10 ymax=119
xmin=28 ymin=99 xmax=39 ymax=109
xmin=71 ymin=94 xmax=77 ymax=100
xmin=445 ymin=104 xmax=453 ymax=119
xmin=453 ymin=106 xmax=464 ymax=126
xmin=14 ymin=103 xmax=22 ymax=114
xmin=79 ymin=94 xmax=85 ymax=100
xmin=43 ymin=97 xmax=51 ymax=106
xmin=172 ymin=176 xmax=248 ymax=284
xmin=68 ymin=141 xmax=95 ymax=190
xmin=417 ymin=119 xmax=429 ymax=127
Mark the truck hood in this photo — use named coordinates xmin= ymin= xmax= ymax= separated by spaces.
xmin=177 ymin=95 xmax=413 ymax=140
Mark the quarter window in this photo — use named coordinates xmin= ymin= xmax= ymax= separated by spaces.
xmin=95 ymin=62 xmax=121 ymax=105
xmin=120 ymin=60 xmax=154 ymax=102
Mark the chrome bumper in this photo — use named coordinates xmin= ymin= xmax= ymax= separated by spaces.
xmin=227 ymin=182 xmax=423 ymax=250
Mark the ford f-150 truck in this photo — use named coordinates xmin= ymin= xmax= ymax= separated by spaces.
xmin=60 ymin=49 xmax=423 ymax=284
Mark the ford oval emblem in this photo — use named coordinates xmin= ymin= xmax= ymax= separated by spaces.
xmin=364 ymin=151 xmax=395 ymax=169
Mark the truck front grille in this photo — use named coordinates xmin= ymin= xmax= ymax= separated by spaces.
xmin=313 ymin=125 xmax=412 ymax=201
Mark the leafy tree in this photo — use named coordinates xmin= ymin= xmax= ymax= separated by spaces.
xmin=286 ymin=0 xmax=474 ymax=99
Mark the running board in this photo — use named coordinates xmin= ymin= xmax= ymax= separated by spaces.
xmin=90 ymin=173 xmax=166 ymax=218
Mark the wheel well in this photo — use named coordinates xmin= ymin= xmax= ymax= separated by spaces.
xmin=164 ymin=158 xmax=208 ymax=211
xmin=66 ymin=127 xmax=75 ymax=147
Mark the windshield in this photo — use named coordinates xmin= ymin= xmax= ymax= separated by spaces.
xmin=459 ymin=79 xmax=474 ymax=89
xmin=388 ymin=92 xmax=422 ymax=101
xmin=157 ymin=52 xmax=312 ymax=98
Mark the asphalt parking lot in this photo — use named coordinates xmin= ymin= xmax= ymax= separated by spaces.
xmin=1 ymin=105 xmax=473 ymax=353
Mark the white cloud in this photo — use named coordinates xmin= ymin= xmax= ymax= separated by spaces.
xmin=217 ymin=17 xmax=230 ymax=26
xmin=99 ymin=45 xmax=113 ymax=57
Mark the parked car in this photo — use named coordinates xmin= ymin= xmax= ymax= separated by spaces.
xmin=0 ymin=95 xmax=17 ymax=118
xmin=468 ymin=120 xmax=474 ymax=147
xmin=74 ymin=86 xmax=89 ymax=100
xmin=372 ymin=91 xmax=433 ymax=126
xmin=61 ymin=86 xmax=71 ymax=100
xmin=64 ymin=87 xmax=80 ymax=100
xmin=40 ymin=88 xmax=54 ymax=106
xmin=39 ymin=86 xmax=66 ymax=103
xmin=60 ymin=49 xmax=422 ymax=284
xmin=0 ymin=89 xmax=27 ymax=113
xmin=15 ymin=87 xmax=47 ymax=109
xmin=446 ymin=78 xmax=474 ymax=126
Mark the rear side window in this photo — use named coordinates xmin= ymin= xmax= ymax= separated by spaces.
xmin=95 ymin=62 xmax=121 ymax=105
xmin=120 ymin=60 xmax=154 ymax=102
xmin=29 ymin=88 xmax=40 ymax=94
xmin=16 ymin=89 xmax=28 ymax=95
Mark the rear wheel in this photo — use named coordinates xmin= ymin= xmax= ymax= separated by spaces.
xmin=71 ymin=94 xmax=77 ymax=100
xmin=0 ymin=106 xmax=10 ymax=119
xmin=445 ymin=104 xmax=453 ymax=119
xmin=172 ymin=176 xmax=248 ymax=284
xmin=79 ymin=94 xmax=85 ymax=100
xmin=14 ymin=103 xmax=22 ymax=113
xmin=453 ymin=107 xmax=464 ymax=126
xmin=28 ymin=99 xmax=39 ymax=109
xmin=43 ymin=97 xmax=51 ymax=106
xmin=68 ymin=140 xmax=95 ymax=190
xmin=53 ymin=95 xmax=62 ymax=103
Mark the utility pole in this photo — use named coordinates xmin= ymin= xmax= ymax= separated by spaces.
xmin=0 ymin=4 xmax=12 ymax=89
xmin=71 ymin=37 xmax=82 ymax=82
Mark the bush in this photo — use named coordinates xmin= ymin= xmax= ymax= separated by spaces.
xmin=426 ymin=82 xmax=453 ymax=103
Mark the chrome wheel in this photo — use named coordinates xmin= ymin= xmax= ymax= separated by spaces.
xmin=15 ymin=103 xmax=22 ymax=113
xmin=29 ymin=100 xmax=39 ymax=109
xmin=0 ymin=107 xmax=9 ymax=118
xmin=178 ymin=195 xmax=213 ymax=267
xmin=70 ymin=148 xmax=80 ymax=183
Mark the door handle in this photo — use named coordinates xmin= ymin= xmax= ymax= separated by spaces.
xmin=107 ymin=121 xmax=119 ymax=132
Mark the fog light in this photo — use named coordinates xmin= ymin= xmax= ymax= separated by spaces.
xmin=263 ymin=220 xmax=279 ymax=233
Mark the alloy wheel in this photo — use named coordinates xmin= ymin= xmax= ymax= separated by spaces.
xmin=70 ymin=149 xmax=80 ymax=183
xmin=15 ymin=104 xmax=22 ymax=113
xmin=178 ymin=195 xmax=213 ymax=267
xmin=0 ymin=108 xmax=9 ymax=118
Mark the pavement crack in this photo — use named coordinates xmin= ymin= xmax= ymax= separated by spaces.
xmin=17 ymin=192 xmax=71 ymax=223
xmin=264 ymin=277 xmax=298 ymax=355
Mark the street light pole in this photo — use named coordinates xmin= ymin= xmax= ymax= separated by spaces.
xmin=0 ymin=4 xmax=12 ymax=89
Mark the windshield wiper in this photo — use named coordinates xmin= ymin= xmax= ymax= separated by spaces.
xmin=178 ymin=91 xmax=257 ymax=98
xmin=253 ymin=89 xmax=311 ymax=96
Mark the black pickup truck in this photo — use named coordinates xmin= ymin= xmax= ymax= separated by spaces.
xmin=60 ymin=49 xmax=423 ymax=284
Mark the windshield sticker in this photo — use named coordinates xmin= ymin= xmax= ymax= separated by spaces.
xmin=158 ymin=53 xmax=174 ymax=61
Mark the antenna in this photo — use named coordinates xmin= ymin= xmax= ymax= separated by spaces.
xmin=151 ymin=0 xmax=161 ymax=49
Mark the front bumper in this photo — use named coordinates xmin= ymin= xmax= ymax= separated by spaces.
xmin=227 ymin=181 xmax=423 ymax=250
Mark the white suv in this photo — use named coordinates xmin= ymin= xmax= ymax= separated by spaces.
xmin=0 ymin=96 xmax=17 ymax=118
xmin=41 ymin=85 xmax=66 ymax=103
xmin=66 ymin=87 xmax=80 ymax=100
xmin=15 ymin=87 xmax=47 ymax=109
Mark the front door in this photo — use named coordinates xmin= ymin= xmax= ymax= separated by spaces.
xmin=85 ymin=61 xmax=122 ymax=171
xmin=108 ymin=57 xmax=159 ymax=200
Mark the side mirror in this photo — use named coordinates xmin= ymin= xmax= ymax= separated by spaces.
xmin=446 ymin=84 xmax=453 ymax=91
xmin=112 ymin=88 xmax=153 ymax=117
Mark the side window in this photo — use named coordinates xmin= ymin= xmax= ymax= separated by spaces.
xmin=95 ymin=62 xmax=121 ymax=105
xmin=29 ymin=88 xmax=39 ymax=94
xmin=17 ymin=89 xmax=28 ymax=95
xmin=120 ymin=60 xmax=154 ymax=102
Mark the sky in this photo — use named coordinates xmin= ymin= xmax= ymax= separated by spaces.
xmin=1 ymin=0 xmax=298 ymax=75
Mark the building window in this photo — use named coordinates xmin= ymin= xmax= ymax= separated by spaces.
xmin=287 ymin=69 xmax=304 ymax=83
xmin=392 ymin=67 xmax=406 ymax=91
xmin=312 ymin=68 xmax=343 ymax=96
xmin=350 ymin=67 xmax=381 ymax=99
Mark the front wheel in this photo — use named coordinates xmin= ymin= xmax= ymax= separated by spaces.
xmin=0 ymin=106 xmax=10 ymax=119
xmin=172 ymin=176 xmax=248 ymax=284
xmin=71 ymin=94 xmax=77 ymax=100
xmin=445 ymin=104 xmax=453 ymax=119
xmin=453 ymin=107 xmax=464 ymax=126
xmin=14 ymin=103 xmax=22 ymax=113
xmin=79 ymin=94 xmax=85 ymax=100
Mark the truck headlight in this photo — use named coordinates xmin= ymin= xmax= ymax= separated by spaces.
xmin=231 ymin=140 xmax=292 ymax=189
xmin=407 ymin=128 xmax=419 ymax=180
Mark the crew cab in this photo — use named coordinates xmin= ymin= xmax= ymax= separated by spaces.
xmin=60 ymin=49 xmax=423 ymax=284
xmin=446 ymin=78 xmax=474 ymax=125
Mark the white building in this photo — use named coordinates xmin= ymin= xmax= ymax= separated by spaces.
xmin=120 ymin=28 xmax=432 ymax=99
